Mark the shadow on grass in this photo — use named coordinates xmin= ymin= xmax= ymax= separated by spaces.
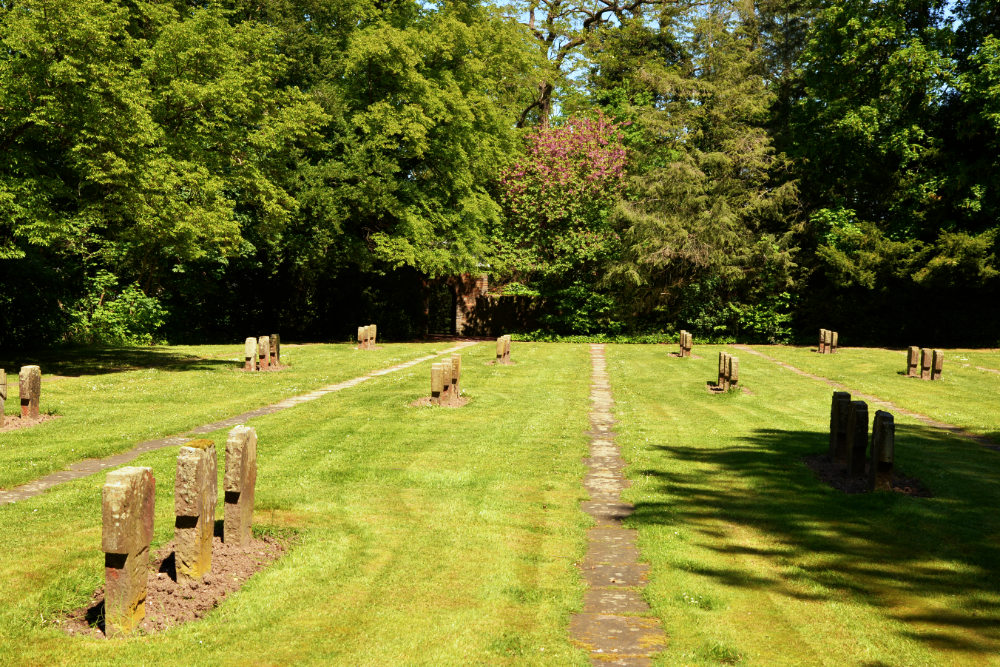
xmin=0 ymin=346 xmax=236 ymax=377
xmin=630 ymin=423 xmax=1000 ymax=654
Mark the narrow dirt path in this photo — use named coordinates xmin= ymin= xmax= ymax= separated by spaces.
xmin=734 ymin=345 xmax=999 ymax=451
xmin=570 ymin=344 xmax=667 ymax=665
xmin=0 ymin=342 xmax=477 ymax=505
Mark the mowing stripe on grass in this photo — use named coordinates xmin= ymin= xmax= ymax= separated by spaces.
xmin=735 ymin=344 xmax=1000 ymax=451
xmin=0 ymin=342 xmax=476 ymax=505
xmin=570 ymin=344 xmax=667 ymax=663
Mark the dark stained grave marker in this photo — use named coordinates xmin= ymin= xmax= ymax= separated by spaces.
xmin=102 ymin=466 xmax=155 ymax=637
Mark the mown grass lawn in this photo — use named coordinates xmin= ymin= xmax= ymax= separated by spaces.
xmin=0 ymin=342 xmax=458 ymax=488
xmin=0 ymin=342 xmax=592 ymax=665
xmin=610 ymin=344 xmax=1000 ymax=666
xmin=750 ymin=345 xmax=1000 ymax=440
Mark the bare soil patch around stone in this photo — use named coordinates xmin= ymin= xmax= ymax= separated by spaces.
xmin=62 ymin=534 xmax=285 ymax=638
xmin=0 ymin=414 xmax=59 ymax=432
xmin=409 ymin=396 xmax=470 ymax=408
xmin=803 ymin=454 xmax=932 ymax=497
xmin=705 ymin=382 xmax=752 ymax=395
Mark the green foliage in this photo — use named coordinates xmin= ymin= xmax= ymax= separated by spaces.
xmin=67 ymin=271 xmax=167 ymax=346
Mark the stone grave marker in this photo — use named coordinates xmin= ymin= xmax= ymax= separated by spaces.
xmin=270 ymin=333 xmax=280 ymax=367
xmin=831 ymin=331 xmax=839 ymax=353
xmin=931 ymin=349 xmax=944 ymax=380
xmin=431 ymin=363 xmax=445 ymax=405
xmin=728 ymin=356 xmax=740 ymax=389
xmin=920 ymin=348 xmax=932 ymax=380
xmin=258 ymin=336 xmax=271 ymax=370
xmin=845 ymin=400 xmax=869 ymax=477
xmin=244 ymin=338 xmax=257 ymax=371
xmin=174 ymin=439 xmax=218 ymax=582
xmin=819 ymin=329 xmax=828 ymax=354
xmin=828 ymin=391 xmax=852 ymax=462
xmin=906 ymin=346 xmax=920 ymax=377
xmin=679 ymin=330 xmax=688 ymax=357
xmin=0 ymin=369 xmax=5 ymax=428
xmin=224 ymin=426 xmax=257 ymax=548
xmin=102 ymin=466 xmax=155 ymax=637
xmin=357 ymin=326 xmax=365 ymax=348
xmin=450 ymin=354 xmax=461 ymax=399
xmin=19 ymin=365 xmax=41 ymax=418
xmin=717 ymin=352 xmax=729 ymax=390
xmin=868 ymin=411 xmax=895 ymax=492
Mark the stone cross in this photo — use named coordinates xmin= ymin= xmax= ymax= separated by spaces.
xmin=828 ymin=391 xmax=852 ymax=462
xmin=0 ymin=369 xmax=6 ymax=428
xmin=868 ymin=411 xmax=895 ymax=492
xmin=269 ymin=333 xmax=280 ymax=367
xmin=906 ymin=346 xmax=920 ymax=377
xmin=258 ymin=336 xmax=271 ymax=370
xmin=920 ymin=348 xmax=932 ymax=380
xmin=431 ymin=363 xmax=446 ymax=405
xmin=224 ymin=426 xmax=257 ymax=548
xmin=244 ymin=338 xmax=257 ymax=371
xmin=450 ymin=354 xmax=461 ymax=399
xmin=174 ymin=439 xmax=218 ymax=582
xmin=102 ymin=466 xmax=155 ymax=637
xmin=931 ymin=349 xmax=944 ymax=380
xmin=845 ymin=400 xmax=869 ymax=477
xmin=19 ymin=365 xmax=41 ymax=418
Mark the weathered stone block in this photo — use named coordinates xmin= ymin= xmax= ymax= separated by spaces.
xmin=906 ymin=346 xmax=920 ymax=377
xmin=831 ymin=331 xmax=838 ymax=353
xmin=358 ymin=326 xmax=365 ymax=348
xmin=829 ymin=391 xmax=852 ymax=461
xmin=270 ymin=333 xmax=280 ymax=367
xmin=717 ymin=352 xmax=730 ymax=391
xmin=920 ymin=348 xmax=932 ymax=380
xmin=244 ymin=338 xmax=257 ymax=371
xmin=818 ymin=329 xmax=827 ymax=354
xmin=931 ymin=349 xmax=944 ymax=380
xmin=496 ymin=337 xmax=504 ymax=361
xmin=18 ymin=365 xmax=41 ymax=418
xmin=174 ymin=439 xmax=217 ymax=582
xmin=431 ymin=363 xmax=445 ymax=404
xmin=224 ymin=426 xmax=257 ymax=548
xmin=258 ymin=336 xmax=271 ymax=370
xmin=846 ymin=401 xmax=869 ymax=477
xmin=102 ymin=466 xmax=155 ymax=637
xmin=450 ymin=354 xmax=461 ymax=399
xmin=729 ymin=356 xmax=739 ymax=387
xmin=868 ymin=411 xmax=895 ymax=492
xmin=370 ymin=324 xmax=377 ymax=347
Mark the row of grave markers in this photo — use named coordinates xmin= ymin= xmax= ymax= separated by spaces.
xmin=717 ymin=352 xmax=740 ymax=391
xmin=358 ymin=325 xmax=377 ymax=350
xmin=430 ymin=355 xmax=463 ymax=405
xmin=678 ymin=331 xmax=693 ymax=357
xmin=829 ymin=392 xmax=895 ymax=491
xmin=906 ymin=346 xmax=944 ymax=380
xmin=243 ymin=334 xmax=281 ymax=371
xmin=0 ymin=365 xmax=42 ymax=427
xmin=818 ymin=329 xmax=839 ymax=353
xmin=101 ymin=425 xmax=257 ymax=637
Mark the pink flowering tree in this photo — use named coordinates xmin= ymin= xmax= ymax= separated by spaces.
xmin=496 ymin=112 xmax=628 ymax=332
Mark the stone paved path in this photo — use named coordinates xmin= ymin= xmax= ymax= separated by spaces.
xmin=0 ymin=342 xmax=477 ymax=505
xmin=570 ymin=344 xmax=667 ymax=665
xmin=734 ymin=344 xmax=999 ymax=451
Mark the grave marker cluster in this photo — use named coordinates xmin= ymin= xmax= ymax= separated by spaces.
xmin=101 ymin=425 xmax=259 ymax=636
xmin=818 ymin=329 xmax=839 ymax=353
xmin=907 ymin=347 xmax=943 ymax=380
xmin=358 ymin=325 xmax=377 ymax=350
xmin=827 ymin=392 xmax=896 ymax=491
xmin=430 ymin=355 xmax=463 ymax=406
xmin=243 ymin=334 xmax=281 ymax=371
xmin=496 ymin=335 xmax=512 ymax=364
xmin=716 ymin=352 xmax=739 ymax=391
xmin=678 ymin=331 xmax=693 ymax=357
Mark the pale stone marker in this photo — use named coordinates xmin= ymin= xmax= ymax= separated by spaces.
xmin=19 ymin=365 xmax=40 ymax=418
xmin=829 ymin=391 xmax=852 ymax=461
xmin=258 ymin=336 xmax=271 ymax=370
xmin=846 ymin=401 xmax=869 ymax=476
xmin=868 ymin=411 xmax=895 ymax=492
xmin=174 ymin=439 xmax=217 ymax=582
xmin=496 ymin=337 xmax=504 ymax=362
xmin=679 ymin=330 xmax=688 ymax=357
xmin=450 ymin=354 xmax=461 ymax=399
xmin=270 ymin=334 xmax=280 ymax=367
xmin=357 ymin=326 xmax=365 ymax=348
xmin=920 ymin=348 xmax=932 ymax=380
xmin=102 ymin=466 xmax=155 ymax=637
xmin=718 ymin=352 xmax=729 ymax=390
xmin=431 ymin=363 xmax=445 ymax=405
xmin=931 ymin=349 xmax=944 ymax=381
xmin=0 ymin=369 xmax=5 ymax=428
xmin=906 ymin=346 xmax=920 ymax=377
xmin=728 ymin=356 xmax=740 ymax=389
xmin=224 ymin=426 xmax=257 ymax=548
xmin=819 ymin=329 xmax=828 ymax=354
xmin=831 ymin=331 xmax=839 ymax=353
xmin=370 ymin=325 xmax=377 ymax=348
xmin=244 ymin=338 xmax=257 ymax=371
